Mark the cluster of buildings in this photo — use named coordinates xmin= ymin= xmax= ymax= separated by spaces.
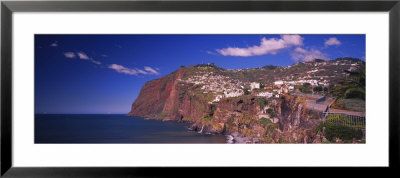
xmin=274 ymin=79 xmax=329 ymax=88
xmin=181 ymin=67 xmax=332 ymax=104
xmin=253 ymin=78 xmax=331 ymax=99
xmin=181 ymin=71 xmax=249 ymax=103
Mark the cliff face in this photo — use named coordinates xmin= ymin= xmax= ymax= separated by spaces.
xmin=128 ymin=59 xmax=365 ymax=143
xmin=129 ymin=67 xmax=211 ymax=122
xmin=128 ymin=67 xmax=324 ymax=143
xmin=272 ymin=95 xmax=324 ymax=143
xmin=128 ymin=69 xmax=179 ymax=118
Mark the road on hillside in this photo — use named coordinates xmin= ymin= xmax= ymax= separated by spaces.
xmin=327 ymin=109 xmax=366 ymax=117
xmin=305 ymin=97 xmax=335 ymax=112
xmin=303 ymin=95 xmax=365 ymax=117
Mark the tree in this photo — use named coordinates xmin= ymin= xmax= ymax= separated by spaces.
xmin=244 ymin=89 xmax=250 ymax=95
xmin=313 ymin=86 xmax=323 ymax=92
xmin=330 ymin=63 xmax=365 ymax=100
xmin=298 ymin=83 xmax=312 ymax=93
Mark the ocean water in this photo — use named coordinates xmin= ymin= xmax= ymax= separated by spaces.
xmin=35 ymin=114 xmax=227 ymax=143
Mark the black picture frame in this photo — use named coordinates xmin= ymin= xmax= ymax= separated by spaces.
xmin=1 ymin=0 xmax=399 ymax=177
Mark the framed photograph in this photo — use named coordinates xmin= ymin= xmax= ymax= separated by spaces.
xmin=1 ymin=0 xmax=399 ymax=176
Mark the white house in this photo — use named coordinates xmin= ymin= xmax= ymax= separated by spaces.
xmin=224 ymin=91 xmax=243 ymax=98
xmin=250 ymin=82 xmax=260 ymax=90
xmin=256 ymin=92 xmax=273 ymax=98
xmin=274 ymin=80 xmax=284 ymax=86
xmin=212 ymin=95 xmax=224 ymax=102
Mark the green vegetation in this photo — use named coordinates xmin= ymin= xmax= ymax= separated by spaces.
xmin=256 ymin=98 xmax=268 ymax=108
xmin=262 ymin=65 xmax=278 ymax=70
xmin=314 ymin=59 xmax=325 ymax=62
xmin=237 ymin=112 xmax=254 ymax=129
xmin=266 ymin=108 xmax=277 ymax=118
xmin=209 ymin=104 xmax=217 ymax=116
xmin=263 ymin=135 xmax=274 ymax=143
xmin=266 ymin=123 xmax=279 ymax=132
xmin=244 ymin=89 xmax=250 ymax=95
xmin=330 ymin=62 xmax=365 ymax=100
xmin=259 ymin=117 xmax=271 ymax=126
xmin=224 ymin=114 xmax=236 ymax=132
xmin=178 ymin=90 xmax=185 ymax=100
xmin=317 ymin=113 xmax=364 ymax=142
xmin=313 ymin=86 xmax=323 ymax=92
xmin=260 ymin=83 xmax=265 ymax=89
xmin=295 ymin=83 xmax=312 ymax=93
xmin=317 ymin=122 xmax=363 ymax=142
xmin=330 ymin=100 xmax=348 ymax=110
xmin=325 ymin=113 xmax=365 ymax=129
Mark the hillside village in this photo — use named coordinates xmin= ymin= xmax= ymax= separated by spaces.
xmin=178 ymin=58 xmax=362 ymax=104
xmin=130 ymin=57 xmax=366 ymax=143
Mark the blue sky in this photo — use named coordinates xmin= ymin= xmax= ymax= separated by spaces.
xmin=35 ymin=34 xmax=365 ymax=114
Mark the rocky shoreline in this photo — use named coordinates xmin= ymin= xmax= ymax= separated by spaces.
xmin=229 ymin=132 xmax=252 ymax=144
xmin=150 ymin=117 xmax=256 ymax=144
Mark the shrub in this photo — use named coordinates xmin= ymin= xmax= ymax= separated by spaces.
xmin=317 ymin=122 xmax=363 ymax=142
xmin=344 ymin=88 xmax=365 ymax=100
xmin=259 ymin=117 xmax=271 ymax=126
xmin=178 ymin=91 xmax=185 ymax=100
xmin=266 ymin=123 xmax=279 ymax=132
xmin=244 ymin=89 xmax=250 ymax=95
xmin=260 ymin=83 xmax=265 ymax=89
xmin=330 ymin=100 xmax=348 ymax=110
xmin=257 ymin=98 xmax=268 ymax=108
xmin=266 ymin=108 xmax=276 ymax=118
xmin=313 ymin=86 xmax=323 ymax=92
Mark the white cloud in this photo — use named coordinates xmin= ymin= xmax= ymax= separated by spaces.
xmin=63 ymin=52 xmax=76 ymax=58
xmin=144 ymin=66 xmax=160 ymax=75
xmin=91 ymin=60 xmax=102 ymax=65
xmin=109 ymin=64 xmax=139 ymax=75
xmin=324 ymin=37 xmax=341 ymax=47
xmin=50 ymin=41 xmax=58 ymax=47
xmin=64 ymin=52 xmax=101 ymax=65
xmin=64 ymin=52 xmax=156 ymax=75
xmin=291 ymin=47 xmax=329 ymax=61
xmin=77 ymin=52 xmax=90 ymax=60
xmin=108 ymin=64 xmax=160 ymax=76
xmin=136 ymin=68 xmax=148 ymax=75
xmin=216 ymin=35 xmax=303 ymax=57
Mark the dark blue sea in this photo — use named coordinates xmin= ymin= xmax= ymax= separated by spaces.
xmin=35 ymin=114 xmax=227 ymax=143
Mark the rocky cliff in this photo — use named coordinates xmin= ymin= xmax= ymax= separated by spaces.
xmin=128 ymin=59 xmax=364 ymax=143
xmin=128 ymin=73 xmax=323 ymax=143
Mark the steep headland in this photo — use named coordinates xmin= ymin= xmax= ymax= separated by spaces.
xmin=128 ymin=58 xmax=365 ymax=143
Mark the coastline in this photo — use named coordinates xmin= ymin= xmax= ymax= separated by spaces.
xmin=228 ymin=132 xmax=252 ymax=144
xmin=131 ymin=115 xmax=254 ymax=144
